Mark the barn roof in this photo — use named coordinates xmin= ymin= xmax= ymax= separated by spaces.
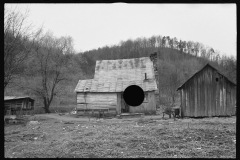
xmin=4 ymin=96 xmax=34 ymax=101
xmin=177 ymin=63 xmax=236 ymax=91
xmin=75 ymin=57 xmax=157 ymax=92
xmin=74 ymin=79 xmax=157 ymax=92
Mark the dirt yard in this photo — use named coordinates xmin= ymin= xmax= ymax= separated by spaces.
xmin=4 ymin=114 xmax=236 ymax=158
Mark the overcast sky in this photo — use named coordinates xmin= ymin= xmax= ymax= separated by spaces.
xmin=6 ymin=3 xmax=236 ymax=57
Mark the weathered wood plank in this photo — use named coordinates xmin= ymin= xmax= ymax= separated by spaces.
xmin=195 ymin=78 xmax=198 ymax=117
xmin=178 ymin=64 xmax=236 ymax=117
xmin=116 ymin=93 xmax=121 ymax=114
xmin=77 ymin=93 xmax=117 ymax=105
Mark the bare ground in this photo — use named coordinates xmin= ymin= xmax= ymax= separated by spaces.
xmin=4 ymin=114 xmax=236 ymax=158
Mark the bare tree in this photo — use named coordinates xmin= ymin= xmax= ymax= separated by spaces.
xmin=158 ymin=60 xmax=181 ymax=107
xmin=4 ymin=6 xmax=41 ymax=91
xmin=186 ymin=41 xmax=193 ymax=55
xmin=24 ymin=31 xmax=73 ymax=113
xmin=193 ymin=42 xmax=200 ymax=57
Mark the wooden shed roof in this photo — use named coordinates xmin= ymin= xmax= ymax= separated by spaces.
xmin=93 ymin=57 xmax=155 ymax=81
xmin=74 ymin=79 xmax=157 ymax=92
xmin=4 ymin=96 xmax=34 ymax=101
xmin=75 ymin=57 xmax=157 ymax=93
xmin=177 ymin=63 xmax=236 ymax=91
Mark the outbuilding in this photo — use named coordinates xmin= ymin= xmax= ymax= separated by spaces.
xmin=177 ymin=63 xmax=236 ymax=117
xmin=4 ymin=96 xmax=35 ymax=116
xmin=74 ymin=57 xmax=158 ymax=115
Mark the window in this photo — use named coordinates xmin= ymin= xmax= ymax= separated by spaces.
xmin=144 ymin=92 xmax=148 ymax=102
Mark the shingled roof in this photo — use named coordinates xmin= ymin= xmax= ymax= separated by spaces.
xmin=75 ymin=57 xmax=157 ymax=92
xmin=74 ymin=79 xmax=157 ymax=92
xmin=94 ymin=57 xmax=155 ymax=81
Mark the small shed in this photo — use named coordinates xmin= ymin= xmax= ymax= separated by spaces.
xmin=4 ymin=96 xmax=35 ymax=116
xmin=74 ymin=57 xmax=158 ymax=115
xmin=177 ymin=63 xmax=236 ymax=117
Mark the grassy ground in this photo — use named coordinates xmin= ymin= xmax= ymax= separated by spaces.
xmin=4 ymin=114 xmax=236 ymax=158
xmin=32 ymin=105 xmax=76 ymax=115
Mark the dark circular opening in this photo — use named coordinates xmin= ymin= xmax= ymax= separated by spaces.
xmin=123 ymin=85 xmax=144 ymax=107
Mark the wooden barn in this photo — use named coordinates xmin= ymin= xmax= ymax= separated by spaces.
xmin=74 ymin=57 xmax=158 ymax=115
xmin=4 ymin=96 xmax=35 ymax=116
xmin=177 ymin=63 xmax=236 ymax=117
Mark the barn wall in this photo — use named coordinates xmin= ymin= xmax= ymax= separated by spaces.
xmin=179 ymin=66 xmax=236 ymax=117
xmin=77 ymin=92 xmax=117 ymax=110
xmin=129 ymin=91 xmax=156 ymax=114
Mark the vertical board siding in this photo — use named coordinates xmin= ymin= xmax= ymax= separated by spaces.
xmin=201 ymin=71 xmax=204 ymax=116
xmin=189 ymin=81 xmax=194 ymax=117
xmin=211 ymin=68 xmax=216 ymax=116
xmin=181 ymin=89 xmax=185 ymax=117
xmin=207 ymin=69 xmax=212 ymax=116
xmin=229 ymin=87 xmax=233 ymax=115
xmin=180 ymin=90 xmax=182 ymax=116
xmin=179 ymin=65 xmax=236 ymax=117
xmin=185 ymin=89 xmax=188 ymax=116
xmin=129 ymin=92 xmax=156 ymax=114
xmin=204 ymin=75 xmax=208 ymax=116
xmin=226 ymin=82 xmax=229 ymax=116
xmin=194 ymin=78 xmax=198 ymax=117
xmin=209 ymin=69 xmax=213 ymax=116
xmin=223 ymin=78 xmax=226 ymax=115
xmin=220 ymin=84 xmax=223 ymax=115
xmin=227 ymin=82 xmax=235 ymax=115
xmin=215 ymin=71 xmax=220 ymax=116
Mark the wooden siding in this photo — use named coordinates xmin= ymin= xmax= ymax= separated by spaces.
xmin=117 ymin=93 xmax=122 ymax=114
xmin=4 ymin=99 xmax=34 ymax=110
xmin=4 ymin=98 xmax=34 ymax=116
xmin=179 ymin=65 xmax=236 ymax=117
xmin=129 ymin=92 xmax=156 ymax=114
xmin=77 ymin=93 xmax=117 ymax=110
xmin=77 ymin=92 xmax=156 ymax=114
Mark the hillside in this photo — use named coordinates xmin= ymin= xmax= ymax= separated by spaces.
xmin=4 ymin=34 xmax=236 ymax=113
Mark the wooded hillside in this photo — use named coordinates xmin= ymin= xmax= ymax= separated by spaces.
xmin=4 ymin=7 xmax=236 ymax=113
xmin=79 ymin=37 xmax=236 ymax=106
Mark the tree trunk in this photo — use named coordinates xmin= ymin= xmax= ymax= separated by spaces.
xmin=43 ymin=97 xmax=51 ymax=113
xmin=172 ymin=96 xmax=175 ymax=104
xmin=44 ymin=105 xmax=51 ymax=113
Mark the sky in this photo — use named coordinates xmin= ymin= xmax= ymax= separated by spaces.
xmin=5 ymin=3 xmax=236 ymax=57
